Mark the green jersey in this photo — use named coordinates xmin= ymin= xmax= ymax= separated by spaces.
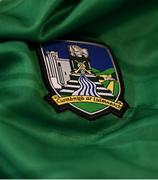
xmin=0 ymin=0 xmax=158 ymax=178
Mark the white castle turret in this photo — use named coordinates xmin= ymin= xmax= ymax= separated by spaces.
xmin=44 ymin=51 xmax=71 ymax=89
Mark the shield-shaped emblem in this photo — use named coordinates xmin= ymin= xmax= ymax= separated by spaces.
xmin=38 ymin=40 xmax=127 ymax=120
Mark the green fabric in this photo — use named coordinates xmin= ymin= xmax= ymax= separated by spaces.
xmin=0 ymin=0 xmax=158 ymax=178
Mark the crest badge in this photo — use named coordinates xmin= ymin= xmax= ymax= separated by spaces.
xmin=38 ymin=40 xmax=127 ymax=120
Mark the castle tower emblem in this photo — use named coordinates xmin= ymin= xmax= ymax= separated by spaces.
xmin=38 ymin=40 xmax=127 ymax=120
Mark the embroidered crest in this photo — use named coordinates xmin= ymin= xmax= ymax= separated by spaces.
xmin=38 ymin=40 xmax=127 ymax=120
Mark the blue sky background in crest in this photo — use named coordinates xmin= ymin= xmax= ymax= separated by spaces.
xmin=42 ymin=41 xmax=114 ymax=71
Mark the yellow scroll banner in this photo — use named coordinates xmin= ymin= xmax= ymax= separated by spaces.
xmin=51 ymin=95 xmax=124 ymax=111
